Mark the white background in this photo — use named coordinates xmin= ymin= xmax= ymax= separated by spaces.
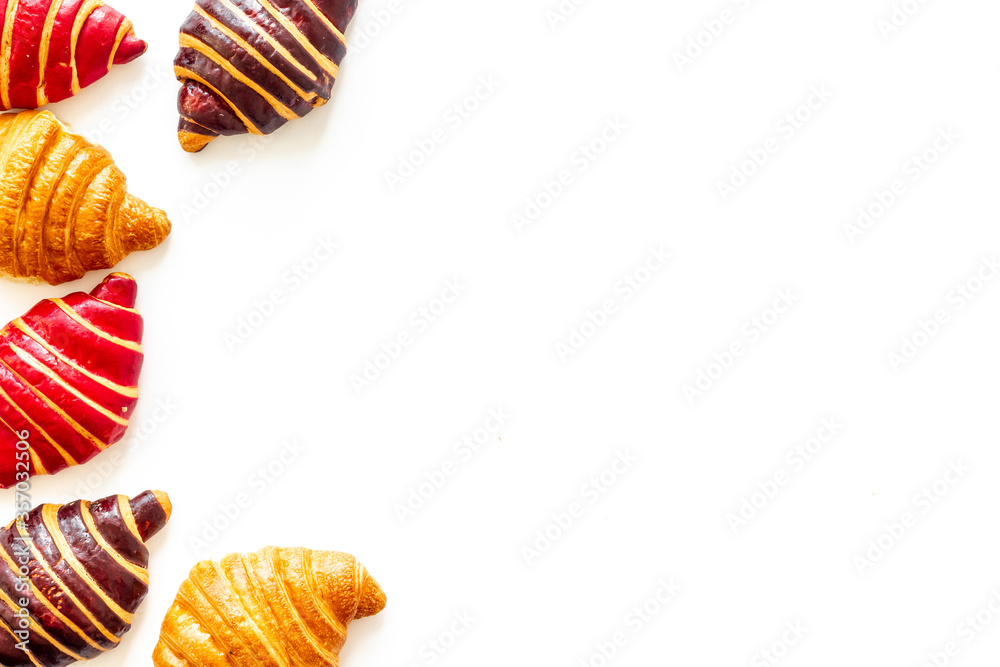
xmin=1 ymin=0 xmax=1000 ymax=665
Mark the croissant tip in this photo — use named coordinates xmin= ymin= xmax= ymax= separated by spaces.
xmin=159 ymin=214 xmax=172 ymax=240
xmin=178 ymin=130 xmax=214 ymax=153
xmin=121 ymin=197 xmax=172 ymax=253
xmin=113 ymin=32 xmax=148 ymax=65
xmin=90 ymin=273 xmax=138 ymax=307
xmin=140 ymin=210 xmax=172 ymax=249
xmin=356 ymin=569 xmax=387 ymax=619
xmin=151 ymin=490 xmax=172 ymax=522
xmin=130 ymin=490 xmax=172 ymax=543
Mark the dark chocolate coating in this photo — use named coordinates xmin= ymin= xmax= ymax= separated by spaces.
xmin=174 ymin=0 xmax=357 ymax=150
xmin=0 ymin=491 xmax=169 ymax=666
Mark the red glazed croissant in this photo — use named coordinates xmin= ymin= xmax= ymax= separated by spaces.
xmin=0 ymin=490 xmax=171 ymax=667
xmin=173 ymin=0 xmax=357 ymax=152
xmin=0 ymin=273 xmax=143 ymax=488
xmin=0 ymin=0 xmax=147 ymax=110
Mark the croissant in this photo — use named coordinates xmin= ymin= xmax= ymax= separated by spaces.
xmin=0 ymin=490 xmax=171 ymax=667
xmin=0 ymin=109 xmax=171 ymax=285
xmin=0 ymin=0 xmax=147 ymax=110
xmin=153 ymin=547 xmax=386 ymax=666
xmin=173 ymin=0 xmax=357 ymax=152
xmin=0 ymin=272 xmax=144 ymax=488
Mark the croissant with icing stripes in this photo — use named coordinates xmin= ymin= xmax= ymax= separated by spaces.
xmin=174 ymin=0 xmax=357 ymax=152
xmin=0 ymin=490 xmax=171 ymax=667
xmin=0 ymin=273 xmax=144 ymax=488
xmin=0 ymin=0 xmax=147 ymax=110
xmin=153 ymin=547 xmax=386 ymax=666
xmin=0 ymin=110 xmax=170 ymax=285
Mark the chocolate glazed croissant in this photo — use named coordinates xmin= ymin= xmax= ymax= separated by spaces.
xmin=154 ymin=547 xmax=386 ymax=666
xmin=174 ymin=0 xmax=358 ymax=152
xmin=0 ymin=490 xmax=171 ymax=667
xmin=0 ymin=109 xmax=171 ymax=285
xmin=0 ymin=0 xmax=147 ymax=110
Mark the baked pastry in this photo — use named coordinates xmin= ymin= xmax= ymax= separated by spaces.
xmin=0 ymin=273 xmax=144 ymax=488
xmin=153 ymin=547 xmax=386 ymax=666
xmin=0 ymin=109 xmax=170 ymax=285
xmin=0 ymin=490 xmax=171 ymax=666
xmin=0 ymin=0 xmax=147 ymax=110
xmin=173 ymin=0 xmax=357 ymax=152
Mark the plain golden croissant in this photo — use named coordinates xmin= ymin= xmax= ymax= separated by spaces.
xmin=0 ymin=109 xmax=171 ymax=285
xmin=153 ymin=547 xmax=386 ymax=666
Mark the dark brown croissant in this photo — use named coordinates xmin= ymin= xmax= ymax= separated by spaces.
xmin=0 ymin=490 xmax=171 ymax=667
xmin=173 ymin=0 xmax=358 ymax=152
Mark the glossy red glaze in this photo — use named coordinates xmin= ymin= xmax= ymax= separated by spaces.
xmin=0 ymin=273 xmax=144 ymax=487
xmin=3 ymin=0 xmax=147 ymax=109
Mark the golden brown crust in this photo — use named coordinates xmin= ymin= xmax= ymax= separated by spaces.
xmin=153 ymin=547 xmax=386 ymax=667
xmin=177 ymin=130 xmax=215 ymax=153
xmin=0 ymin=110 xmax=170 ymax=285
